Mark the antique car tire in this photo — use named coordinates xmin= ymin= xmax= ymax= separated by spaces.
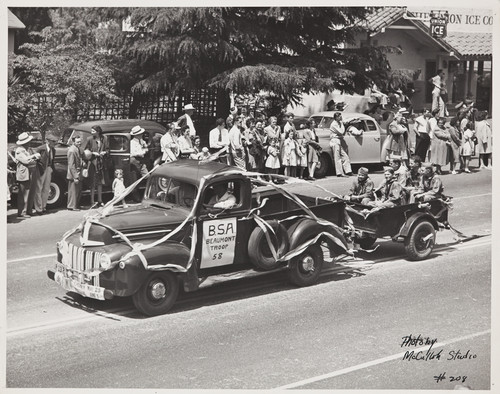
xmin=404 ymin=221 xmax=436 ymax=261
xmin=314 ymin=153 xmax=331 ymax=178
xmin=248 ymin=220 xmax=290 ymax=271
xmin=132 ymin=271 xmax=179 ymax=316
xmin=287 ymin=243 xmax=324 ymax=287
xmin=47 ymin=178 xmax=66 ymax=208
xmin=356 ymin=236 xmax=377 ymax=250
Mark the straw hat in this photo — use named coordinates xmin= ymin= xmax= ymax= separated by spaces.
xmin=130 ymin=125 xmax=145 ymax=136
xmin=16 ymin=132 xmax=33 ymax=145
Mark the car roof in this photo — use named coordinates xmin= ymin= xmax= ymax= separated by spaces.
xmin=152 ymin=159 xmax=240 ymax=186
xmin=310 ymin=112 xmax=376 ymax=121
xmin=68 ymin=119 xmax=166 ymax=133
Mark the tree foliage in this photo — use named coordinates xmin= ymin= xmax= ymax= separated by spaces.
xmin=8 ymin=8 xmax=118 ymax=135
xmin=100 ymin=7 xmax=391 ymax=104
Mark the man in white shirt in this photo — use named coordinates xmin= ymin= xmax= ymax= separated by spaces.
xmin=209 ymin=118 xmax=230 ymax=154
xmin=413 ymin=109 xmax=432 ymax=161
xmin=177 ymin=104 xmax=197 ymax=137
xmin=228 ymin=116 xmax=246 ymax=170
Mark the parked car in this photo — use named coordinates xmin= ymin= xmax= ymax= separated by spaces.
xmin=46 ymin=119 xmax=166 ymax=208
xmin=307 ymin=112 xmax=388 ymax=178
xmin=47 ymin=159 xmax=349 ymax=316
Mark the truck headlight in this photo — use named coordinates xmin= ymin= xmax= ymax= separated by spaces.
xmin=99 ymin=254 xmax=112 ymax=270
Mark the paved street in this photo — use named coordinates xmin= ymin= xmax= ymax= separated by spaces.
xmin=6 ymin=167 xmax=492 ymax=389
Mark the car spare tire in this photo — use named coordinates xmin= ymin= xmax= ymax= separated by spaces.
xmin=248 ymin=220 xmax=290 ymax=271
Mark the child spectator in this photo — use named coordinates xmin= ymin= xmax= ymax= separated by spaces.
xmin=282 ymin=130 xmax=298 ymax=177
xmin=265 ymin=138 xmax=281 ymax=181
xmin=460 ymin=121 xmax=475 ymax=173
xmin=296 ymin=138 xmax=308 ymax=179
xmin=112 ymin=169 xmax=128 ymax=208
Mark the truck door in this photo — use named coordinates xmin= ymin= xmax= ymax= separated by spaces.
xmin=106 ymin=133 xmax=132 ymax=186
xmin=195 ymin=179 xmax=253 ymax=273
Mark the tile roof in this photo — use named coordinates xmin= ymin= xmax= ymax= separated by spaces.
xmin=361 ymin=6 xmax=406 ymax=33
xmin=8 ymin=9 xmax=25 ymax=29
xmin=444 ymin=32 xmax=492 ymax=58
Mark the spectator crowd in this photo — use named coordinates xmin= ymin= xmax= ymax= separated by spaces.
xmin=9 ymin=92 xmax=492 ymax=218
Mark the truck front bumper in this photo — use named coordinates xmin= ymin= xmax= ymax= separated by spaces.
xmin=47 ymin=268 xmax=114 ymax=300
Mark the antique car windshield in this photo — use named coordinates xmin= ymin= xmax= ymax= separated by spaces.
xmin=144 ymin=175 xmax=198 ymax=210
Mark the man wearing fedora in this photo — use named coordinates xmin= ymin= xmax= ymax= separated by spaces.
xmin=177 ymin=104 xmax=197 ymax=137
xmin=14 ymin=132 xmax=41 ymax=218
xmin=34 ymin=133 xmax=58 ymax=214
xmin=67 ymin=136 xmax=83 ymax=211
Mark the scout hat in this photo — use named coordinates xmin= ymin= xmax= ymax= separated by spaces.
xmin=130 ymin=125 xmax=145 ymax=136
xmin=16 ymin=132 xmax=33 ymax=145
xmin=183 ymin=104 xmax=195 ymax=111
xmin=358 ymin=167 xmax=369 ymax=175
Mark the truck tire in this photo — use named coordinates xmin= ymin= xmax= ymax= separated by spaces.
xmin=314 ymin=153 xmax=331 ymax=178
xmin=248 ymin=220 xmax=290 ymax=271
xmin=404 ymin=220 xmax=436 ymax=261
xmin=47 ymin=177 xmax=66 ymax=208
xmin=287 ymin=244 xmax=324 ymax=286
xmin=132 ymin=271 xmax=179 ymax=316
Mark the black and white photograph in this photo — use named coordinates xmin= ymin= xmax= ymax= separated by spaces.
xmin=3 ymin=1 xmax=497 ymax=391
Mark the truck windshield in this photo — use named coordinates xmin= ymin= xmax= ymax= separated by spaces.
xmin=144 ymin=175 xmax=198 ymax=210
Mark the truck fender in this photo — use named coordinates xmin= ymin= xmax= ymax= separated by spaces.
xmin=117 ymin=242 xmax=191 ymax=296
xmin=398 ymin=213 xmax=439 ymax=238
xmin=287 ymin=218 xmax=347 ymax=258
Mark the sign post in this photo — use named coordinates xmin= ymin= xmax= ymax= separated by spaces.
xmin=430 ymin=10 xmax=449 ymax=38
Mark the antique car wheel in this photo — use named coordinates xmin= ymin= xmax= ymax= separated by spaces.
xmin=404 ymin=221 xmax=436 ymax=261
xmin=314 ymin=153 xmax=332 ymax=178
xmin=287 ymin=244 xmax=324 ymax=287
xmin=248 ymin=220 xmax=290 ymax=271
xmin=47 ymin=178 xmax=66 ymax=208
xmin=132 ymin=271 xmax=179 ymax=316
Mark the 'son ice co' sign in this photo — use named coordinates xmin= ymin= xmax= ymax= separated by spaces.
xmin=430 ymin=11 xmax=448 ymax=38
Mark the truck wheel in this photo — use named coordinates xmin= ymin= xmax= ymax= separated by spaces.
xmin=47 ymin=178 xmax=66 ymax=208
xmin=357 ymin=236 xmax=377 ymax=250
xmin=287 ymin=244 xmax=324 ymax=286
xmin=314 ymin=153 xmax=331 ymax=178
xmin=132 ymin=271 xmax=179 ymax=316
xmin=404 ymin=221 xmax=436 ymax=261
xmin=248 ymin=220 xmax=290 ymax=271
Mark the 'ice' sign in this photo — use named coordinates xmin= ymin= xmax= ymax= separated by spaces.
xmin=430 ymin=15 xmax=448 ymax=38
xmin=201 ymin=218 xmax=237 ymax=268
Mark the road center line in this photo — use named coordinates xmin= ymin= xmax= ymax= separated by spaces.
xmin=7 ymin=253 xmax=56 ymax=263
xmin=273 ymin=329 xmax=491 ymax=390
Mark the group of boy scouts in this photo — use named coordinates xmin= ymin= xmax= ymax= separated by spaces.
xmin=344 ymin=154 xmax=444 ymax=209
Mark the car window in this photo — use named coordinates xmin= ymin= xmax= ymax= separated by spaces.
xmin=310 ymin=116 xmax=324 ymax=127
xmin=202 ymin=181 xmax=241 ymax=211
xmin=365 ymin=120 xmax=378 ymax=131
xmin=348 ymin=120 xmax=366 ymax=132
xmin=317 ymin=117 xmax=333 ymax=129
xmin=145 ymin=176 xmax=198 ymax=209
xmin=108 ymin=135 xmax=129 ymax=152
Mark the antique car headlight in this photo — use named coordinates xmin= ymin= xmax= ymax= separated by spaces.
xmin=99 ymin=254 xmax=112 ymax=270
